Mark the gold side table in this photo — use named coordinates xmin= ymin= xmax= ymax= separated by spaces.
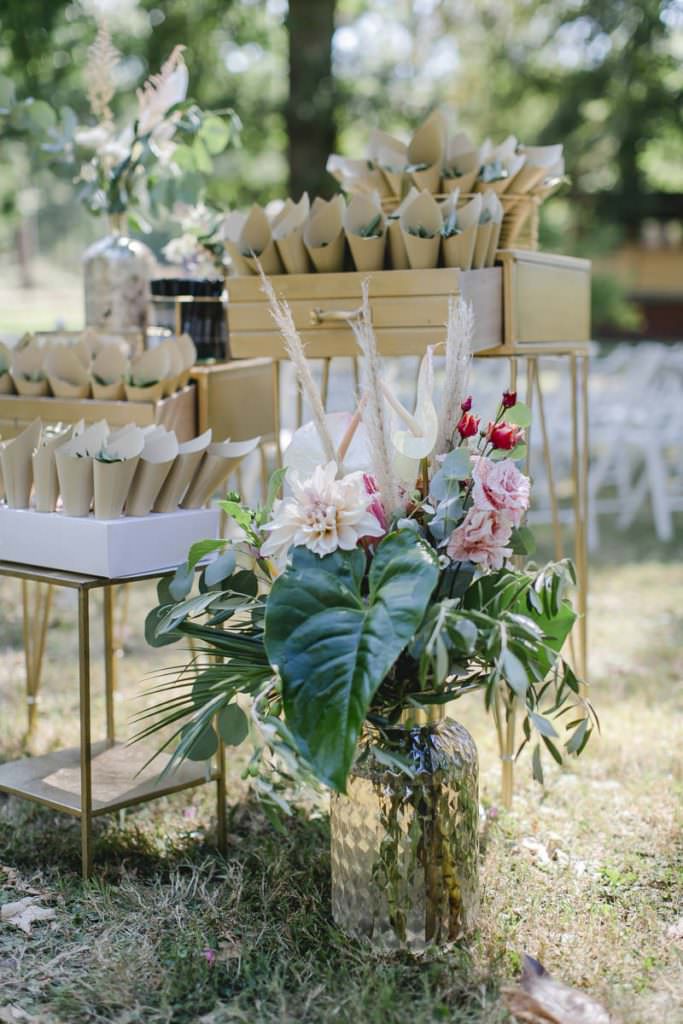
xmin=0 ymin=561 xmax=227 ymax=879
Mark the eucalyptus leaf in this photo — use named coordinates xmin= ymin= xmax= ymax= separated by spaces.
xmin=504 ymin=401 xmax=531 ymax=427
xmin=203 ymin=548 xmax=237 ymax=588
xmin=181 ymin=721 xmax=218 ymax=761
xmin=187 ymin=538 xmax=227 ymax=571
xmin=529 ymin=711 xmax=559 ymax=738
xmin=217 ymin=703 xmax=249 ymax=746
xmin=169 ymin=562 xmax=195 ymax=601
xmin=144 ymin=606 xmax=181 ymax=648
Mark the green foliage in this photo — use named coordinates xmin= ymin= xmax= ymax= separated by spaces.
xmin=264 ymin=531 xmax=439 ymax=790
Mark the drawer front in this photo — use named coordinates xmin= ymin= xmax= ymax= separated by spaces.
xmin=228 ymin=267 xmax=503 ymax=359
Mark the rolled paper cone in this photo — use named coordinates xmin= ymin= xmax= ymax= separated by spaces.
xmin=13 ymin=376 xmax=49 ymax=397
xmin=508 ymin=163 xmax=547 ymax=195
xmin=442 ymin=169 xmax=478 ymax=194
xmin=93 ymin=457 xmax=140 ymax=520
xmin=130 ymin=345 xmax=170 ymax=386
xmin=346 ymin=230 xmax=386 ymax=272
xmin=153 ymin=429 xmax=212 ymax=513
xmin=125 ymin=381 xmax=164 ymax=404
xmin=0 ymin=372 xmax=14 ymax=394
xmin=387 ymin=220 xmax=409 ymax=270
xmin=126 ymin=431 xmax=179 ymax=516
xmin=399 ymin=190 xmax=442 ymax=269
xmin=157 ymin=339 xmax=184 ymax=397
xmin=92 ymin=378 xmax=125 ymax=400
xmin=441 ymin=223 xmax=478 ymax=270
xmin=408 ymin=109 xmax=445 ymax=167
xmin=225 ymin=239 xmax=253 ymax=276
xmin=472 ymin=223 xmax=493 ymax=269
xmin=243 ymin=239 xmax=283 ymax=276
xmin=380 ymin=168 xmax=407 ymax=198
xmin=275 ymin=230 xmax=310 ymax=274
xmin=56 ymin=452 xmax=94 ymax=517
xmin=305 ymin=231 xmax=346 ymax=273
xmin=475 ymin=175 xmax=513 ymax=196
xmin=410 ymin=164 xmax=441 ymax=194
xmin=400 ymin=228 xmax=440 ymax=269
xmin=181 ymin=436 xmax=260 ymax=509
xmin=32 ymin=427 xmax=72 ymax=513
xmin=0 ymin=418 xmax=42 ymax=509
xmin=486 ymin=220 xmax=503 ymax=267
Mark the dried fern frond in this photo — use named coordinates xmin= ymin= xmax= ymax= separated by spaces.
xmin=350 ymin=282 xmax=401 ymax=516
xmin=84 ymin=21 xmax=120 ymax=122
xmin=136 ymin=45 xmax=187 ymax=133
xmin=435 ymin=295 xmax=474 ymax=457
xmin=258 ymin=267 xmax=336 ymax=466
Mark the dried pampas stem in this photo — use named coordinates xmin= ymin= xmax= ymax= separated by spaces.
xmin=350 ymin=281 xmax=401 ymax=515
xmin=259 ymin=266 xmax=336 ymax=466
xmin=435 ymin=295 xmax=474 ymax=456
xmin=85 ymin=21 xmax=120 ymax=122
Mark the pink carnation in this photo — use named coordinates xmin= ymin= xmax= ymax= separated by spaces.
xmin=471 ymin=456 xmax=530 ymax=527
xmin=446 ymin=508 xmax=513 ymax=569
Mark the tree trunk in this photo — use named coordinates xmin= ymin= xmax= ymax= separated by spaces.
xmin=286 ymin=0 xmax=337 ymax=200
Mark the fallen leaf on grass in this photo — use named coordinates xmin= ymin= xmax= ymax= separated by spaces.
xmin=503 ymin=954 xmax=619 ymax=1023
xmin=1 ymin=898 xmax=56 ymax=935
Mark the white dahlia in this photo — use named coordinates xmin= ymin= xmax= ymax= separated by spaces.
xmin=261 ymin=461 xmax=385 ymax=560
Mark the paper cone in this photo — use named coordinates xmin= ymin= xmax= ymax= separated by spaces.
xmin=326 ymin=155 xmax=390 ymax=198
xmin=239 ymin=205 xmax=283 ymax=275
xmin=130 ymin=345 xmax=170 ymax=386
xmin=0 ymin=373 xmax=13 ymax=395
xmin=0 ymin=342 xmax=13 ymax=394
xmin=441 ymin=224 xmax=476 ymax=270
xmin=177 ymin=333 xmax=197 ymax=373
xmin=32 ymin=426 xmax=73 ymax=513
xmin=476 ymin=153 xmax=525 ymax=195
xmin=0 ymin=418 xmax=41 ymax=509
xmin=153 ymin=429 xmax=212 ymax=513
xmin=272 ymin=195 xmax=311 ymax=274
xmin=344 ymin=193 xmax=386 ymax=272
xmin=367 ymin=129 xmax=408 ymax=197
xmin=479 ymin=192 xmax=504 ymax=266
xmin=441 ymin=150 xmax=479 ymax=194
xmin=93 ymin=427 xmax=145 ymax=519
xmin=386 ymin=220 xmax=409 ymax=270
xmin=157 ymin=339 xmax=184 ymax=396
xmin=125 ymin=381 xmax=163 ymax=403
xmin=55 ymin=420 xmax=109 ymax=516
xmin=220 ymin=211 xmax=251 ymax=276
xmin=304 ymin=195 xmax=346 ymax=273
xmin=472 ymin=222 xmax=493 ymax=270
xmin=224 ymin=239 xmax=253 ymax=277
xmin=399 ymin=190 xmax=442 ymax=270
xmin=45 ymin=343 xmax=91 ymax=398
xmin=126 ymin=431 xmax=180 ymax=516
xmin=91 ymin=345 xmax=128 ymax=400
xmin=181 ymin=436 xmax=260 ymax=509
xmin=407 ymin=111 xmax=445 ymax=194
xmin=11 ymin=344 xmax=48 ymax=396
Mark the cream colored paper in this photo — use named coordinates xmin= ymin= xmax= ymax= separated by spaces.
xmin=344 ymin=193 xmax=386 ymax=272
xmin=93 ymin=427 xmax=145 ymax=520
xmin=0 ymin=418 xmax=42 ymax=509
xmin=367 ymin=129 xmax=408 ymax=197
xmin=32 ymin=426 xmax=73 ymax=513
xmin=44 ymin=346 xmax=91 ymax=399
xmin=304 ymin=195 xmax=346 ymax=273
xmin=399 ymin=190 xmax=442 ymax=270
xmin=472 ymin=223 xmax=493 ymax=270
xmin=326 ymin=155 xmax=391 ymax=198
xmin=239 ymin=205 xmax=283 ymax=276
xmin=11 ymin=344 xmax=48 ymax=397
xmin=273 ymin=193 xmax=311 ymax=275
xmin=182 ymin=436 xmax=260 ymax=509
xmin=476 ymin=152 xmax=526 ymax=195
xmin=441 ymin=193 xmax=481 ymax=270
xmin=91 ymin=345 xmax=128 ymax=400
xmin=407 ymin=110 xmax=446 ymax=194
xmin=126 ymin=430 xmax=180 ymax=516
xmin=126 ymin=347 xmax=169 ymax=403
xmin=56 ymin=420 xmax=109 ymax=517
xmin=175 ymin=332 xmax=197 ymax=388
xmin=153 ymin=429 xmax=212 ymax=513
xmin=482 ymin=192 xmax=504 ymax=266
xmin=385 ymin=187 xmax=419 ymax=270
xmin=157 ymin=339 xmax=184 ymax=396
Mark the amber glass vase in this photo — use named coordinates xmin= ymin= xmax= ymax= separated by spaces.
xmin=330 ymin=715 xmax=479 ymax=952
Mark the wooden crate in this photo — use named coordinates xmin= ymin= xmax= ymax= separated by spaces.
xmin=190 ymin=358 xmax=277 ymax=442
xmin=499 ymin=249 xmax=591 ymax=349
xmin=227 ymin=267 xmax=503 ymax=359
xmin=0 ymin=385 xmax=196 ymax=443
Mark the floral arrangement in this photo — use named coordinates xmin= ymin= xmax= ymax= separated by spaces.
xmin=141 ymin=274 xmax=596 ymax=801
xmin=40 ymin=22 xmax=239 ymax=230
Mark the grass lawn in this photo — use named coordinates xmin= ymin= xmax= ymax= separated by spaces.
xmin=0 ymin=519 xmax=682 ymax=1024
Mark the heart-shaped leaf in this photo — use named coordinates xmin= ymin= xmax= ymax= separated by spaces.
xmin=218 ymin=704 xmax=249 ymax=746
xmin=264 ymin=531 xmax=439 ymax=791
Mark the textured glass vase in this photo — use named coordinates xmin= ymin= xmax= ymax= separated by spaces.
xmin=83 ymin=216 xmax=155 ymax=333
xmin=330 ymin=717 xmax=479 ymax=952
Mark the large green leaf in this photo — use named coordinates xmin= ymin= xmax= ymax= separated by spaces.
xmin=264 ymin=531 xmax=439 ymax=791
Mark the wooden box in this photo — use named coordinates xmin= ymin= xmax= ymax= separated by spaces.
xmin=498 ymin=250 xmax=591 ymax=349
xmin=227 ymin=268 xmax=503 ymax=359
xmin=0 ymin=385 xmax=197 ymax=443
xmin=190 ymin=358 xmax=277 ymax=443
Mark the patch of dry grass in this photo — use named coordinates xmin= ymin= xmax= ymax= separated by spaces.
xmin=0 ymin=539 xmax=681 ymax=1022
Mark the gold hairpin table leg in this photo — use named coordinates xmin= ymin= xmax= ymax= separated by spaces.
xmin=21 ymin=581 xmax=53 ymax=743
xmin=78 ymin=586 xmax=93 ymax=879
xmin=103 ymin=587 xmax=116 ymax=747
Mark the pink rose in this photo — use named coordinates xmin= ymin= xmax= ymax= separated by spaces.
xmin=471 ymin=456 xmax=530 ymax=527
xmin=446 ymin=508 xmax=513 ymax=569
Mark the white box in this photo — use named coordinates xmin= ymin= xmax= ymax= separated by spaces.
xmin=0 ymin=507 xmax=220 ymax=578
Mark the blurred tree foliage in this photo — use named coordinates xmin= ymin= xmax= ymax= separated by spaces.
xmin=0 ymin=0 xmax=681 ymax=327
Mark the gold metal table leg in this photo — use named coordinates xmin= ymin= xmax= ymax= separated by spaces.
xmin=21 ymin=581 xmax=53 ymax=743
xmin=103 ymin=587 xmax=116 ymax=746
xmin=78 ymin=587 xmax=93 ymax=879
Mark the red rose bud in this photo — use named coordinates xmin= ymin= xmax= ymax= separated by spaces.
xmin=461 ymin=395 xmax=473 ymax=413
xmin=486 ymin=421 xmax=524 ymax=450
xmin=502 ymin=390 xmax=517 ymax=409
xmin=457 ymin=411 xmax=480 ymax=438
